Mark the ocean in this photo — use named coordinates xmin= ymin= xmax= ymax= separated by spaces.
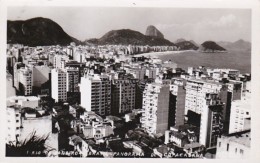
xmin=156 ymin=50 xmax=251 ymax=74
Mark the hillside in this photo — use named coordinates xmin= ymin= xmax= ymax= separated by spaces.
xmin=7 ymin=17 xmax=80 ymax=46
xmin=86 ymin=29 xmax=175 ymax=46
xmin=175 ymin=38 xmax=186 ymax=44
xmin=175 ymin=40 xmax=199 ymax=50
xmin=217 ymin=39 xmax=251 ymax=51
xmin=145 ymin=25 xmax=164 ymax=38
xmin=199 ymin=41 xmax=226 ymax=52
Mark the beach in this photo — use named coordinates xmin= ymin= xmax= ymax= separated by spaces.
xmin=134 ymin=50 xmax=193 ymax=58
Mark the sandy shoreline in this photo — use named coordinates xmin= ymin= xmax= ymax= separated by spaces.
xmin=134 ymin=50 xmax=195 ymax=58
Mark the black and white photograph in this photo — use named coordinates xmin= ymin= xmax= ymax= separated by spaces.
xmin=1 ymin=0 xmax=259 ymax=161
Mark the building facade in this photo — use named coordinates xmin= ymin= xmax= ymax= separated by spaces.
xmin=199 ymin=93 xmax=223 ymax=149
xmin=6 ymin=106 xmax=22 ymax=144
xmin=18 ymin=66 xmax=33 ymax=96
xmin=229 ymin=93 xmax=251 ymax=134
xmin=51 ymin=68 xmax=67 ymax=102
xmin=140 ymin=80 xmax=170 ymax=135
xmin=185 ymin=79 xmax=223 ymax=115
xmin=65 ymin=67 xmax=80 ymax=92
xmin=169 ymin=78 xmax=186 ymax=127
xmin=111 ymin=79 xmax=137 ymax=115
xmin=80 ymin=73 xmax=111 ymax=116
xmin=53 ymin=55 xmax=69 ymax=69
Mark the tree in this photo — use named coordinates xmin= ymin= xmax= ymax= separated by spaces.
xmin=6 ymin=131 xmax=54 ymax=157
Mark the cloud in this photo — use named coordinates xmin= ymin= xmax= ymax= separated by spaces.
xmin=205 ymin=14 xmax=237 ymax=28
xmin=156 ymin=14 xmax=238 ymax=31
xmin=155 ymin=14 xmax=240 ymax=43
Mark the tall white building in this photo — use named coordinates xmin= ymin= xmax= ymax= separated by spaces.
xmin=51 ymin=69 xmax=67 ymax=102
xmin=80 ymin=73 xmax=111 ymax=116
xmin=53 ymin=55 xmax=69 ymax=69
xmin=74 ymin=51 xmax=86 ymax=63
xmin=19 ymin=66 xmax=33 ymax=96
xmin=6 ymin=106 xmax=21 ymax=144
xmin=185 ymin=79 xmax=225 ymax=148
xmin=185 ymin=79 xmax=223 ymax=115
xmin=140 ymin=80 xmax=170 ymax=135
xmin=229 ymin=92 xmax=251 ymax=134
xmin=13 ymin=62 xmax=25 ymax=90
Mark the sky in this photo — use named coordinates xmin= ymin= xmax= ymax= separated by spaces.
xmin=7 ymin=7 xmax=251 ymax=44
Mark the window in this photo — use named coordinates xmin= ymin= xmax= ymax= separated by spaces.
xmin=227 ymin=143 xmax=229 ymax=151
xmin=219 ymin=142 xmax=221 ymax=147
xmin=240 ymin=149 xmax=244 ymax=155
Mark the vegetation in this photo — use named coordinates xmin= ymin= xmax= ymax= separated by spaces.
xmin=6 ymin=131 xmax=53 ymax=157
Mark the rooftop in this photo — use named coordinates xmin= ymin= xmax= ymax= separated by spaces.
xmin=183 ymin=142 xmax=202 ymax=149
xmin=221 ymin=130 xmax=251 ymax=147
xmin=7 ymin=96 xmax=40 ymax=102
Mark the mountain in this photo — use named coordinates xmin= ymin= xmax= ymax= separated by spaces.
xmin=7 ymin=17 xmax=79 ymax=46
xmin=175 ymin=40 xmax=199 ymax=50
xmin=175 ymin=38 xmax=186 ymax=44
xmin=145 ymin=25 xmax=164 ymax=39
xmin=217 ymin=41 xmax=231 ymax=48
xmin=71 ymin=36 xmax=85 ymax=45
xmin=189 ymin=40 xmax=199 ymax=47
xmin=86 ymin=29 xmax=175 ymax=46
xmin=217 ymin=39 xmax=251 ymax=51
xmin=199 ymin=41 xmax=226 ymax=52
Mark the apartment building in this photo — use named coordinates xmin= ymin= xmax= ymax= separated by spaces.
xmin=80 ymin=73 xmax=111 ymax=116
xmin=146 ymin=67 xmax=157 ymax=79
xmin=226 ymin=80 xmax=243 ymax=101
xmin=65 ymin=67 xmax=80 ymax=92
xmin=199 ymin=93 xmax=223 ymax=149
xmin=229 ymin=92 xmax=251 ymax=134
xmin=13 ymin=62 xmax=25 ymax=91
xmin=18 ymin=66 xmax=33 ymax=96
xmin=111 ymin=78 xmax=137 ymax=115
xmin=132 ymin=79 xmax=154 ymax=110
xmin=130 ymin=67 xmax=146 ymax=80
xmin=51 ymin=68 xmax=67 ymax=102
xmin=185 ymin=79 xmax=223 ymax=115
xmin=169 ymin=78 xmax=186 ymax=127
xmin=140 ymin=80 xmax=170 ymax=135
xmin=53 ymin=54 xmax=69 ymax=69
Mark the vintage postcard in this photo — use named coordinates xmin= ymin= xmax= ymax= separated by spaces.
xmin=0 ymin=0 xmax=259 ymax=162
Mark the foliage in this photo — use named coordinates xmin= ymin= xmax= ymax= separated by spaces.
xmin=6 ymin=131 xmax=54 ymax=157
